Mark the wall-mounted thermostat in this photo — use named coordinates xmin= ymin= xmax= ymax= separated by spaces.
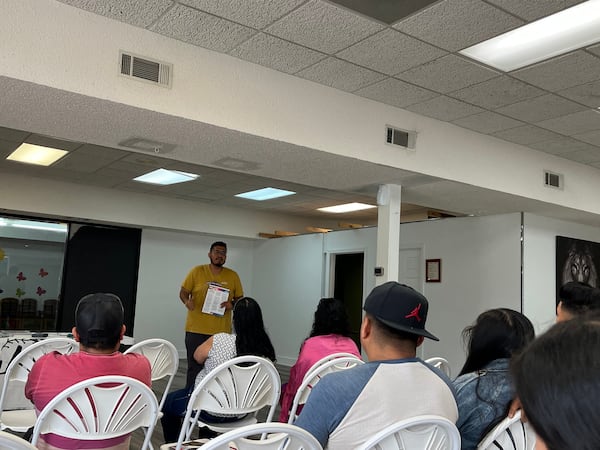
xmin=374 ymin=267 xmax=384 ymax=276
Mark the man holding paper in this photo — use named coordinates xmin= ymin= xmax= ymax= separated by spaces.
xmin=179 ymin=241 xmax=243 ymax=388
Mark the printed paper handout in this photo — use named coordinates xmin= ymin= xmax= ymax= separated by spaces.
xmin=202 ymin=282 xmax=230 ymax=316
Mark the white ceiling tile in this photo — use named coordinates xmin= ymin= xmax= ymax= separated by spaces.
xmin=512 ymin=51 xmax=600 ymax=92
xmin=53 ymin=152 xmax=119 ymax=173
xmin=485 ymin=0 xmax=585 ymax=21
xmin=396 ymin=55 xmax=499 ymax=94
xmin=0 ymin=139 xmax=21 ymax=158
xmin=150 ymin=4 xmax=255 ymax=52
xmin=528 ymin=137 xmax=599 ymax=155
xmin=451 ymin=111 xmax=524 ymax=134
xmin=573 ymin=130 xmax=600 ymax=147
xmin=229 ymin=33 xmax=326 ymax=74
xmin=560 ymin=147 xmax=600 ymax=163
xmin=537 ymin=110 xmax=600 ymax=135
xmin=0 ymin=127 xmax=29 ymax=143
xmin=56 ymin=0 xmax=172 ymax=28
xmin=558 ymin=80 xmax=600 ymax=108
xmin=495 ymin=94 xmax=587 ymax=123
xmin=296 ymin=58 xmax=386 ymax=92
xmin=405 ymin=96 xmax=484 ymax=121
xmin=492 ymin=125 xmax=565 ymax=145
xmin=336 ymin=29 xmax=446 ymax=75
xmin=450 ymin=76 xmax=544 ymax=109
xmin=393 ymin=0 xmax=524 ymax=51
xmin=354 ymin=78 xmax=438 ymax=108
xmin=178 ymin=0 xmax=304 ymax=29
xmin=265 ymin=0 xmax=384 ymax=54
xmin=589 ymin=43 xmax=600 ymax=57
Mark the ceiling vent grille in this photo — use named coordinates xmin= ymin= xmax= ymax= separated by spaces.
xmin=119 ymin=51 xmax=172 ymax=88
xmin=385 ymin=126 xmax=416 ymax=149
xmin=544 ymin=170 xmax=563 ymax=189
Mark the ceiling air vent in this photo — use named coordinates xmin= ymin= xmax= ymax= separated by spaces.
xmin=385 ymin=126 xmax=416 ymax=149
xmin=119 ymin=51 xmax=172 ymax=88
xmin=544 ymin=170 xmax=563 ymax=189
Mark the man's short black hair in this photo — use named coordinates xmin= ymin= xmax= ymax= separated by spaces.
xmin=210 ymin=241 xmax=227 ymax=251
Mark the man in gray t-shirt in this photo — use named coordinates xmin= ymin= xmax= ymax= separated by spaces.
xmin=296 ymin=282 xmax=458 ymax=449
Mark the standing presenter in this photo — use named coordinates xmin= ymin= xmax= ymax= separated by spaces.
xmin=179 ymin=241 xmax=243 ymax=387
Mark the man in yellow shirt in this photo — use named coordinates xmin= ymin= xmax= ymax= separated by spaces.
xmin=179 ymin=241 xmax=243 ymax=387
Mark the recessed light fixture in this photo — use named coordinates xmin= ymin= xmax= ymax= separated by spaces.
xmin=7 ymin=143 xmax=68 ymax=166
xmin=460 ymin=0 xmax=600 ymax=71
xmin=318 ymin=202 xmax=377 ymax=213
xmin=235 ymin=187 xmax=296 ymax=201
xmin=134 ymin=168 xmax=199 ymax=185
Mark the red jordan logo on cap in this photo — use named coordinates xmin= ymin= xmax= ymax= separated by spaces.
xmin=405 ymin=304 xmax=422 ymax=322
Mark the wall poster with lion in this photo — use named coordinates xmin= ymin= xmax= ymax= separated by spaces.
xmin=556 ymin=236 xmax=600 ymax=306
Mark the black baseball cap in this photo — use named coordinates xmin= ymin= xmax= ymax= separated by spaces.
xmin=75 ymin=293 xmax=124 ymax=345
xmin=363 ymin=281 xmax=439 ymax=341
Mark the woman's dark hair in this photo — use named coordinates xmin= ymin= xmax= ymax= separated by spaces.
xmin=459 ymin=308 xmax=534 ymax=376
xmin=232 ymin=297 xmax=276 ymax=362
xmin=309 ymin=297 xmax=351 ymax=338
xmin=511 ymin=319 xmax=600 ymax=450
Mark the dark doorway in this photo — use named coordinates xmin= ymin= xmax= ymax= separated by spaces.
xmin=58 ymin=224 xmax=141 ymax=335
xmin=333 ymin=252 xmax=364 ymax=350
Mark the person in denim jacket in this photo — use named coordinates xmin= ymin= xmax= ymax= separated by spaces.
xmin=453 ymin=308 xmax=534 ymax=449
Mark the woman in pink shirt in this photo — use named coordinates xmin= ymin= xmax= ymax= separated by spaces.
xmin=279 ymin=297 xmax=361 ymax=422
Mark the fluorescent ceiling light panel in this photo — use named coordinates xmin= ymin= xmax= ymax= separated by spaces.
xmin=12 ymin=222 xmax=67 ymax=233
xmin=460 ymin=0 xmax=600 ymax=71
xmin=235 ymin=187 xmax=295 ymax=201
xmin=318 ymin=202 xmax=376 ymax=213
xmin=134 ymin=168 xmax=199 ymax=185
xmin=7 ymin=143 xmax=68 ymax=166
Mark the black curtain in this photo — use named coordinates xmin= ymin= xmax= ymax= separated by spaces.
xmin=58 ymin=224 xmax=141 ymax=334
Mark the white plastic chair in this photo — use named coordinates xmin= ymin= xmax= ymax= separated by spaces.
xmin=196 ymin=422 xmax=323 ymax=450
xmin=0 ymin=430 xmax=38 ymax=449
xmin=358 ymin=415 xmax=461 ymax=450
xmin=164 ymin=355 xmax=281 ymax=450
xmin=124 ymin=338 xmax=179 ymax=412
xmin=0 ymin=337 xmax=78 ymax=432
xmin=477 ymin=411 xmax=536 ymax=450
xmin=288 ymin=356 xmax=364 ymax=424
xmin=302 ymin=352 xmax=362 ymax=382
xmin=31 ymin=375 xmax=159 ymax=450
xmin=425 ymin=357 xmax=452 ymax=378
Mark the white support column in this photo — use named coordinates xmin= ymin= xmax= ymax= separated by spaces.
xmin=375 ymin=184 xmax=402 ymax=285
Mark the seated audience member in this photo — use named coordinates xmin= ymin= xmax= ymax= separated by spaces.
xmin=161 ymin=297 xmax=276 ymax=443
xmin=511 ymin=317 xmax=600 ymax=450
xmin=25 ymin=293 xmax=151 ymax=450
xmin=295 ymin=282 xmax=458 ymax=449
xmin=453 ymin=308 xmax=534 ymax=450
xmin=279 ymin=297 xmax=361 ymax=422
xmin=556 ymin=281 xmax=600 ymax=321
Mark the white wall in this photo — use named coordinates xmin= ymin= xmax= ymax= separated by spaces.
xmin=400 ymin=214 xmax=522 ymax=375
xmin=134 ymin=229 xmax=256 ymax=356
xmin=523 ymin=213 xmax=600 ymax=333
xmin=251 ymin=233 xmax=325 ymax=366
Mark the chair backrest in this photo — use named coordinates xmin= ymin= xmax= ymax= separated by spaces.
xmin=425 ymin=357 xmax=452 ymax=378
xmin=199 ymin=422 xmax=323 ymax=450
xmin=0 ymin=337 xmax=78 ymax=416
xmin=477 ymin=411 xmax=536 ymax=450
xmin=302 ymin=352 xmax=362 ymax=382
xmin=18 ymin=298 xmax=37 ymax=317
xmin=288 ymin=356 xmax=364 ymax=424
xmin=31 ymin=375 xmax=159 ymax=450
xmin=124 ymin=338 xmax=179 ymax=410
xmin=178 ymin=355 xmax=281 ymax=443
xmin=0 ymin=430 xmax=38 ymax=450
xmin=358 ymin=415 xmax=461 ymax=450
